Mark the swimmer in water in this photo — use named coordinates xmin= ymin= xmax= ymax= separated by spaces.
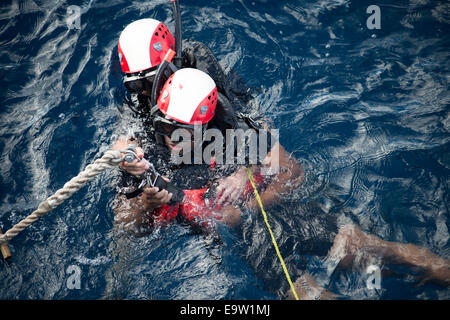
xmin=111 ymin=17 xmax=449 ymax=298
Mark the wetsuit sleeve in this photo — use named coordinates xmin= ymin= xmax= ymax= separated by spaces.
xmin=182 ymin=39 xmax=227 ymax=95
xmin=182 ymin=39 xmax=252 ymax=114
xmin=233 ymin=117 xmax=274 ymax=166
xmin=225 ymin=68 xmax=254 ymax=105
xmin=212 ymin=92 xmax=238 ymax=131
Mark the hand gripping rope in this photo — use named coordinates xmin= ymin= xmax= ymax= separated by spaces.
xmin=0 ymin=148 xmax=138 ymax=255
xmin=246 ymin=168 xmax=300 ymax=300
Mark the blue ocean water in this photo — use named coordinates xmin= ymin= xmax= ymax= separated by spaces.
xmin=0 ymin=0 xmax=449 ymax=300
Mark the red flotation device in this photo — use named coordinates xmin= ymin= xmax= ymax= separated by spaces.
xmin=151 ymin=172 xmax=265 ymax=228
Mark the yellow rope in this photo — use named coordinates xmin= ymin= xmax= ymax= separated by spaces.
xmin=246 ymin=168 xmax=299 ymax=300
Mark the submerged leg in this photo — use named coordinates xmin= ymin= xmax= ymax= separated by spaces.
xmin=286 ymin=273 xmax=337 ymax=300
xmin=328 ymin=224 xmax=450 ymax=286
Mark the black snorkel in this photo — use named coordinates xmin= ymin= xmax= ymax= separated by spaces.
xmin=149 ymin=0 xmax=183 ymax=144
xmin=150 ymin=0 xmax=182 ymax=105
xmin=171 ymin=0 xmax=183 ymax=69
xmin=151 ymin=49 xmax=178 ymax=106
xmin=150 ymin=49 xmax=178 ymax=145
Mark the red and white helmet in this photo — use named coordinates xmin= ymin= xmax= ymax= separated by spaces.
xmin=118 ymin=18 xmax=175 ymax=73
xmin=157 ymin=68 xmax=218 ymax=125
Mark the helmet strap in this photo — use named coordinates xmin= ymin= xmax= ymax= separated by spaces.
xmin=155 ymin=133 xmax=165 ymax=145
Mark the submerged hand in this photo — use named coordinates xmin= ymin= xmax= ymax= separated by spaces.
xmin=216 ymin=205 xmax=242 ymax=228
xmin=142 ymin=185 xmax=173 ymax=212
xmin=215 ymin=167 xmax=249 ymax=206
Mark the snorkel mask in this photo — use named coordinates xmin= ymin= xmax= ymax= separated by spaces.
xmin=123 ymin=67 xmax=157 ymax=95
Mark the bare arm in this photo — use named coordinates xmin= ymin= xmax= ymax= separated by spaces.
xmin=212 ymin=141 xmax=304 ymax=228
xmin=113 ymin=186 xmax=173 ymax=236
xmin=113 ymin=193 xmax=150 ymax=236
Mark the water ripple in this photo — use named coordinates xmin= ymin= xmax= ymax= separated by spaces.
xmin=1 ymin=0 xmax=449 ymax=300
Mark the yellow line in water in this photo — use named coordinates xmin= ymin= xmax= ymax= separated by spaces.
xmin=246 ymin=168 xmax=299 ymax=300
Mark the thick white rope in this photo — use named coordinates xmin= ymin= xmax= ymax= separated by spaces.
xmin=0 ymin=150 xmax=122 ymax=246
